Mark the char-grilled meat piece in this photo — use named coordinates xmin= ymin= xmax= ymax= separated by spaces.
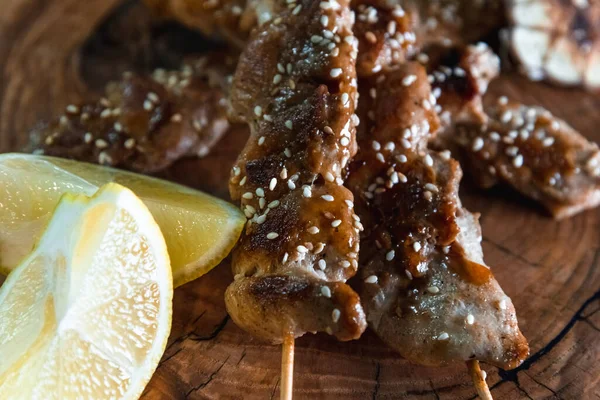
xmin=431 ymin=44 xmax=600 ymax=219
xmin=27 ymin=54 xmax=236 ymax=173
xmin=226 ymin=0 xmax=366 ymax=343
xmin=347 ymin=63 xmax=529 ymax=369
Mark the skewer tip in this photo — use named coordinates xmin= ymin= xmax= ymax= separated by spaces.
xmin=281 ymin=333 xmax=295 ymax=400
xmin=467 ymin=360 xmax=493 ymax=400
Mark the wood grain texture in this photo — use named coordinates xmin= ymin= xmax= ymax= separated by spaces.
xmin=0 ymin=1 xmax=599 ymax=399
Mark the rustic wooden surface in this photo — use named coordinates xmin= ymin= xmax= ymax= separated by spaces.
xmin=1 ymin=1 xmax=599 ymax=399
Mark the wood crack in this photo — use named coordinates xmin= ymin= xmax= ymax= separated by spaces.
xmin=185 ymin=355 xmax=230 ymax=398
xmin=372 ymin=362 xmax=381 ymax=400
xmin=482 ymin=238 xmax=540 ymax=268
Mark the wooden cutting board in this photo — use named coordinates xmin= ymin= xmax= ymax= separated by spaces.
xmin=1 ymin=1 xmax=599 ymax=399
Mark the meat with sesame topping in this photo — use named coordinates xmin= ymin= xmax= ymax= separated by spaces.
xmin=347 ymin=62 xmax=528 ymax=369
xmin=225 ymin=0 xmax=366 ymax=343
xmin=27 ymin=53 xmax=235 ymax=173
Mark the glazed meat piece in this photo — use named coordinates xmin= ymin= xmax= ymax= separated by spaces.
xmin=347 ymin=63 xmax=529 ymax=369
xmin=405 ymin=0 xmax=505 ymax=48
xmin=27 ymin=54 xmax=236 ymax=173
xmin=144 ymin=0 xmax=255 ymax=47
xmin=430 ymin=45 xmax=600 ymax=219
xmin=226 ymin=0 xmax=366 ymax=343
xmin=454 ymin=100 xmax=600 ymax=219
xmin=352 ymin=1 xmax=418 ymax=76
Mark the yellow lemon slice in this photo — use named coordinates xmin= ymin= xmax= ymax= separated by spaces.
xmin=0 ymin=183 xmax=172 ymax=399
xmin=0 ymin=153 xmax=244 ymax=287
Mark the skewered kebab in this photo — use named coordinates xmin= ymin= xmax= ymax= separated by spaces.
xmin=431 ymin=44 xmax=600 ymax=219
xmin=347 ymin=63 xmax=529 ymax=395
xmin=27 ymin=54 xmax=236 ymax=173
xmin=225 ymin=0 xmax=365 ymax=397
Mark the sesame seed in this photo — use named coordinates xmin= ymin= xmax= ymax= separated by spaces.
xmin=372 ymin=140 xmax=381 ymax=151
xmin=321 ymin=286 xmax=332 ymax=298
xmin=321 ymin=194 xmax=334 ymax=202
xmin=325 ymin=172 xmax=335 ymax=182
xmin=424 ymin=183 xmax=438 ymax=193
xmin=258 ymin=136 xmax=266 ymax=146
xmin=472 ymin=137 xmax=484 ymax=152
xmin=321 ymin=15 xmax=329 ymax=26
xmin=239 ymin=176 xmax=247 ymax=186
xmin=490 ymin=132 xmax=501 ymax=141
xmin=499 ymin=299 xmax=507 ymax=310
xmin=331 ymin=219 xmax=342 ymax=227
xmin=84 ymin=132 xmax=93 ymax=144
xmin=98 ymin=152 xmax=112 ymax=165
xmin=437 ymin=332 xmax=449 ymax=340
xmin=330 ymin=68 xmax=343 ymax=78
xmin=345 ymin=199 xmax=354 ymax=208
xmin=397 ymin=172 xmax=408 ymax=183
xmin=282 ymin=252 xmax=289 ymax=263
xmin=543 ymin=137 xmax=555 ymax=147
xmin=466 ymin=314 xmax=475 ymax=325
xmin=95 ymin=139 xmax=108 ymax=149
xmin=288 ymin=180 xmax=296 ymax=190
xmin=413 ymin=242 xmax=422 ymax=252
xmin=285 ymin=120 xmax=293 ymax=130
xmin=424 ymin=154 xmax=434 ymax=167
xmin=386 ymin=250 xmax=395 ymax=261
xmin=267 ymin=232 xmax=279 ymax=240
xmin=143 ymin=100 xmax=153 ymax=111
xmin=427 ymin=286 xmax=440 ymax=294
xmin=301 ymin=186 xmax=312 ymax=198
xmin=402 ymin=75 xmax=417 ymax=86
xmin=341 ymin=260 xmax=351 ymax=268
xmin=376 ymin=152 xmax=385 ymax=162
xmin=332 ymin=309 xmax=341 ymax=323
xmin=318 ymin=259 xmax=327 ymax=270
xmin=284 ymin=148 xmax=292 ymax=158
xmin=401 ymin=139 xmax=411 ymax=149
xmin=254 ymin=106 xmax=263 ymax=117
xmin=242 ymin=192 xmax=253 ymax=199
xmin=297 ymin=245 xmax=308 ymax=253
xmin=513 ymin=154 xmax=524 ymax=168
xmin=245 ymin=205 xmax=256 ymax=215
xmin=114 ymin=122 xmax=123 ymax=132
xmin=341 ymin=92 xmax=350 ymax=106
xmin=365 ymin=275 xmax=378 ymax=284
xmin=501 ymin=111 xmax=513 ymax=123
xmin=397 ymin=154 xmax=408 ymax=163
xmin=269 ymin=178 xmax=277 ymax=191
xmin=256 ymin=214 xmax=267 ymax=224
xmin=498 ymin=96 xmax=508 ymax=105
xmin=482 ymin=371 xmax=487 ymax=380
xmin=308 ymin=226 xmax=320 ymax=234
xmin=292 ymin=4 xmax=302 ymax=14
xmin=384 ymin=142 xmax=395 ymax=151
xmin=100 ymin=109 xmax=112 ymax=119
xmin=171 ymin=113 xmax=182 ymax=122
xmin=66 ymin=105 xmax=79 ymax=114
xmin=273 ymin=74 xmax=282 ymax=84
xmin=255 ymin=188 xmax=265 ymax=197
xmin=324 ymin=126 xmax=334 ymax=135
xmin=264 ymin=114 xmax=273 ymax=121
xmin=268 ymin=200 xmax=280 ymax=209
xmin=147 ymin=92 xmax=159 ymax=103
xmin=405 ymin=270 xmax=413 ymax=280
xmin=124 ymin=138 xmax=136 ymax=149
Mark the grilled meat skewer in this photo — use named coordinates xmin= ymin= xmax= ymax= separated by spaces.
xmin=347 ymin=63 xmax=529 ymax=369
xmin=225 ymin=0 xmax=366 ymax=343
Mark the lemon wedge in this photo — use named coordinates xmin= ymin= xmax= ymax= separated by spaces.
xmin=0 ymin=183 xmax=172 ymax=399
xmin=0 ymin=153 xmax=244 ymax=287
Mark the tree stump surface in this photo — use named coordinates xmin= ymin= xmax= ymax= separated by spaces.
xmin=0 ymin=1 xmax=599 ymax=399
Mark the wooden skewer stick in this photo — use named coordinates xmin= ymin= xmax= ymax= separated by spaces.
xmin=281 ymin=332 xmax=295 ymax=400
xmin=467 ymin=360 xmax=493 ymax=400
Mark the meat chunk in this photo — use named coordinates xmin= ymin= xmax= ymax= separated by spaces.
xmin=430 ymin=44 xmax=600 ymax=219
xmin=144 ymin=0 xmax=254 ymax=47
xmin=347 ymin=63 xmax=529 ymax=369
xmin=455 ymin=100 xmax=600 ymax=219
xmin=226 ymin=0 xmax=366 ymax=343
xmin=27 ymin=54 xmax=235 ymax=173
